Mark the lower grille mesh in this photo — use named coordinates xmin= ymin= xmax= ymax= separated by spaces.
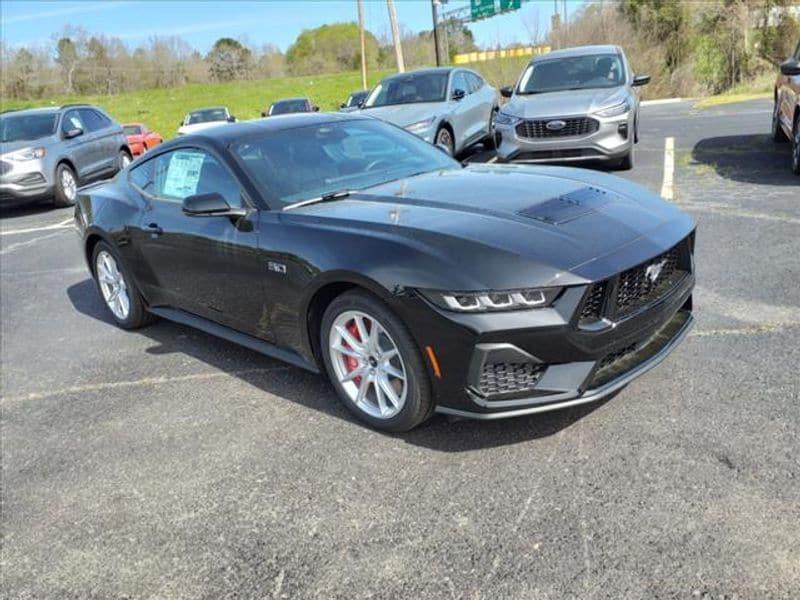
xmin=478 ymin=362 xmax=545 ymax=397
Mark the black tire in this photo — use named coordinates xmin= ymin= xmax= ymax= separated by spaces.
xmin=483 ymin=108 xmax=498 ymax=150
xmin=91 ymin=241 xmax=153 ymax=330
xmin=435 ymin=125 xmax=455 ymax=157
xmin=53 ymin=162 xmax=77 ymax=208
xmin=792 ymin=118 xmax=800 ymax=176
xmin=616 ymin=149 xmax=634 ymax=171
xmin=117 ymin=149 xmax=132 ymax=172
xmin=320 ymin=290 xmax=433 ymax=432
xmin=772 ymin=101 xmax=789 ymax=143
xmin=634 ymin=115 xmax=639 ymax=144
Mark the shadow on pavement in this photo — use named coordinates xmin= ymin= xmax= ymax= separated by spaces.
xmin=0 ymin=199 xmax=57 ymax=219
xmin=67 ymin=278 xmax=607 ymax=452
xmin=691 ymin=134 xmax=797 ymax=185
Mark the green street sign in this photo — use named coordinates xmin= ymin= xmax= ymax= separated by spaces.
xmin=470 ymin=0 xmax=495 ymax=21
xmin=499 ymin=0 xmax=521 ymax=11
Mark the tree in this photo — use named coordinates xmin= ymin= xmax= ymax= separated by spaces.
xmin=286 ymin=22 xmax=380 ymax=75
xmin=206 ymin=37 xmax=252 ymax=82
xmin=55 ymin=37 xmax=80 ymax=93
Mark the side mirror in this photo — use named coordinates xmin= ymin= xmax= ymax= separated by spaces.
xmin=227 ymin=115 xmax=236 ymax=122
xmin=435 ymin=142 xmax=452 ymax=156
xmin=312 ymin=105 xmax=320 ymax=112
xmin=261 ymin=111 xmax=267 ymax=118
xmin=452 ymin=88 xmax=466 ymax=101
xmin=500 ymin=85 xmax=514 ymax=98
xmin=340 ymin=103 xmax=347 ymax=109
xmin=632 ymin=74 xmax=651 ymax=87
xmin=64 ymin=127 xmax=83 ymax=139
xmin=357 ymin=100 xmax=366 ymax=108
xmin=182 ymin=192 xmax=246 ymax=217
xmin=780 ymin=59 xmax=800 ymax=76
xmin=179 ymin=121 xmax=184 ymax=127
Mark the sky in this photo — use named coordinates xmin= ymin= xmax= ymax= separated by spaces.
xmin=1 ymin=0 xmax=585 ymax=52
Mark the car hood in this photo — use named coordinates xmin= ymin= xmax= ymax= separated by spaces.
xmin=360 ymin=103 xmax=443 ymax=128
xmin=503 ymin=86 xmax=629 ymax=118
xmin=285 ymin=165 xmax=694 ymax=290
xmin=0 ymin=136 xmax=56 ymax=155
xmin=126 ymin=134 xmax=144 ymax=142
xmin=177 ymin=121 xmax=228 ymax=135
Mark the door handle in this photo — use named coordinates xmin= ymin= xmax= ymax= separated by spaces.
xmin=145 ymin=222 xmax=163 ymax=237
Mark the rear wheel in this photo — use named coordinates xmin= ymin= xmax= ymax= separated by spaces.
xmin=91 ymin=241 xmax=152 ymax=329
xmin=483 ymin=108 xmax=498 ymax=150
xmin=118 ymin=149 xmax=132 ymax=171
xmin=53 ymin=163 xmax=77 ymax=208
xmin=792 ymin=118 xmax=800 ymax=176
xmin=321 ymin=290 xmax=433 ymax=432
xmin=772 ymin=101 xmax=789 ymax=143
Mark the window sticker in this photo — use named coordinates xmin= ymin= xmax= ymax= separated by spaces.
xmin=162 ymin=151 xmax=205 ymax=198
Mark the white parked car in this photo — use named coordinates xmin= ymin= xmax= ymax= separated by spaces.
xmin=177 ymin=106 xmax=237 ymax=136
xmin=360 ymin=67 xmax=498 ymax=156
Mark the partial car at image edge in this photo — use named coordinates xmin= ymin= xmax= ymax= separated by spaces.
xmin=75 ymin=113 xmax=696 ymax=432
xmin=772 ymin=39 xmax=800 ymax=175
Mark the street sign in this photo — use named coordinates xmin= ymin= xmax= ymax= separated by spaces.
xmin=470 ymin=0 xmax=495 ymax=21
xmin=499 ymin=0 xmax=521 ymax=10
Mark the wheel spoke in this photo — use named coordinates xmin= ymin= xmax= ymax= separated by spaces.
xmin=383 ymin=363 xmax=405 ymax=380
xmin=355 ymin=375 xmax=370 ymax=405
xmin=341 ymin=365 xmax=366 ymax=382
xmin=335 ymin=325 xmax=365 ymax=354
xmin=377 ymin=374 xmax=400 ymax=408
xmin=374 ymin=380 xmax=389 ymax=416
xmin=332 ymin=343 xmax=362 ymax=360
xmin=354 ymin=315 xmax=370 ymax=344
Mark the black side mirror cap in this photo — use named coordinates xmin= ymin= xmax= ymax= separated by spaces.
xmin=340 ymin=103 xmax=347 ymax=109
xmin=312 ymin=105 xmax=320 ymax=112
xmin=64 ymin=127 xmax=83 ymax=139
xmin=780 ymin=60 xmax=800 ymax=76
xmin=500 ymin=86 xmax=514 ymax=98
xmin=261 ymin=111 xmax=267 ymax=118
xmin=452 ymin=88 xmax=466 ymax=101
xmin=182 ymin=192 xmax=246 ymax=217
xmin=632 ymin=74 xmax=651 ymax=87
xmin=227 ymin=116 xmax=236 ymax=122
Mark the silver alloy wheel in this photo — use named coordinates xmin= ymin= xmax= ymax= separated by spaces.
xmin=61 ymin=168 xmax=77 ymax=201
xmin=436 ymin=127 xmax=454 ymax=155
xmin=121 ymin=153 xmax=131 ymax=168
xmin=328 ymin=310 xmax=407 ymax=419
xmin=96 ymin=250 xmax=130 ymax=320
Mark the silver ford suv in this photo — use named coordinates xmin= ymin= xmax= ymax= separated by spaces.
xmin=495 ymin=45 xmax=649 ymax=170
xmin=0 ymin=105 xmax=131 ymax=208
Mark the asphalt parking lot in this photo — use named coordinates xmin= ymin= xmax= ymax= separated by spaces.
xmin=2 ymin=98 xmax=798 ymax=598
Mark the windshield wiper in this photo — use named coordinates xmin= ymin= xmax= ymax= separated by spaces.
xmin=282 ymin=189 xmax=355 ymax=211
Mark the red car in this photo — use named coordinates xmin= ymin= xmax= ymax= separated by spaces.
xmin=122 ymin=123 xmax=163 ymax=156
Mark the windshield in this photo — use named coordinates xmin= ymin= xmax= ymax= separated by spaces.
xmin=270 ymin=100 xmax=308 ymax=115
xmin=232 ymin=119 xmax=458 ymax=207
xmin=0 ymin=113 xmax=57 ymax=143
xmin=518 ymin=54 xmax=625 ymax=94
xmin=346 ymin=91 xmax=368 ymax=108
xmin=364 ymin=72 xmax=448 ymax=107
xmin=186 ymin=109 xmax=228 ymax=125
xmin=123 ymin=125 xmax=142 ymax=136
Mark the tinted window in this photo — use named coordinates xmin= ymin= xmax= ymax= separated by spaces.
xmin=452 ymin=72 xmax=469 ymax=95
xmin=186 ymin=109 xmax=228 ymax=125
xmin=518 ymin=54 xmax=626 ymax=94
xmin=232 ymin=119 xmax=458 ymax=207
xmin=149 ymin=149 xmax=242 ymax=207
xmin=123 ymin=125 xmax=142 ymax=136
xmin=61 ymin=110 xmax=84 ymax=134
xmin=364 ymin=72 xmax=448 ymax=107
xmin=0 ymin=113 xmax=57 ymax=143
xmin=78 ymin=109 xmax=107 ymax=132
xmin=270 ymin=100 xmax=309 ymax=115
xmin=129 ymin=158 xmax=155 ymax=193
xmin=347 ymin=91 xmax=368 ymax=107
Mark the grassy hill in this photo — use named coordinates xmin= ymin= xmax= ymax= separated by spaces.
xmin=2 ymin=69 xmax=394 ymax=140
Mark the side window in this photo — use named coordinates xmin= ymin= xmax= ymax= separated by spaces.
xmin=93 ymin=110 xmax=113 ymax=128
xmin=78 ymin=109 xmax=105 ymax=132
xmin=452 ymin=72 xmax=469 ymax=95
xmin=61 ymin=110 xmax=84 ymax=134
xmin=467 ymin=72 xmax=483 ymax=93
xmin=150 ymin=149 xmax=243 ymax=207
xmin=129 ymin=158 xmax=155 ymax=193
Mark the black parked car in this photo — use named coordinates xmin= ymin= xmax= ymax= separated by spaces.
xmin=75 ymin=113 xmax=696 ymax=432
xmin=261 ymin=97 xmax=318 ymax=117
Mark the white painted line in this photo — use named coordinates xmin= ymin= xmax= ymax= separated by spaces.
xmin=0 ymin=230 xmax=67 ymax=255
xmin=660 ymin=136 xmax=675 ymax=201
xmin=0 ymin=218 xmax=73 ymax=237
xmin=641 ymin=98 xmax=686 ymax=106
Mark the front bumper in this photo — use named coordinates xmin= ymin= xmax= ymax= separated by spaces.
xmin=0 ymin=158 xmax=53 ymax=205
xmin=495 ymin=111 xmax=633 ymax=163
xmin=393 ymin=233 xmax=695 ymax=419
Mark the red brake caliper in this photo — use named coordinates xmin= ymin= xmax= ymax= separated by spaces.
xmin=343 ymin=320 xmax=362 ymax=385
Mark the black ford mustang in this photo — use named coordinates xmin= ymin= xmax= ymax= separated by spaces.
xmin=75 ymin=113 xmax=695 ymax=431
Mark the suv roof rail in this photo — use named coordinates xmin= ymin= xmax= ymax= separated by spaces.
xmin=59 ymin=103 xmax=92 ymax=109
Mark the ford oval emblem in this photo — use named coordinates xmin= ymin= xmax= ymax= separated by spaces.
xmin=546 ymin=120 xmax=567 ymax=131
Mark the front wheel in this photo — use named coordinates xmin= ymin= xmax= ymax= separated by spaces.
xmin=435 ymin=126 xmax=455 ymax=157
xmin=792 ymin=119 xmax=800 ymax=176
xmin=321 ymin=290 xmax=433 ymax=432
xmin=92 ymin=241 xmax=152 ymax=329
xmin=483 ymin=109 xmax=498 ymax=150
xmin=53 ymin=163 xmax=78 ymax=208
xmin=615 ymin=149 xmax=634 ymax=171
xmin=772 ymin=102 xmax=789 ymax=143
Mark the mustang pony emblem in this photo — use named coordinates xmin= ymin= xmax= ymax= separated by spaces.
xmin=645 ymin=259 xmax=667 ymax=284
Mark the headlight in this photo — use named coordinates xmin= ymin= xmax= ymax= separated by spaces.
xmin=6 ymin=147 xmax=46 ymax=161
xmin=405 ymin=117 xmax=436 ymax=134
xmin=595 ymin=100 xmax=631 ymax=118
xmin=419 ymin=287 xmax=562 ymax=312
xmin=495 ymin=110 xmax=521 ymax=126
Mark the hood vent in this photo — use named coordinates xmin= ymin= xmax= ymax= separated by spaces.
xmin=518 ymin=186 xmax=612 ymax=225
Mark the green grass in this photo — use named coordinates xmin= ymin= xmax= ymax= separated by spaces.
xmin=2 ymin=69 xmax=393 ymax=140
xmin=693 ymin=74 xmax=775 ymax=109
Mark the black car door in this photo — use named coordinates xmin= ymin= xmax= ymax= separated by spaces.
xmin=127 ymin=146 xmax=264 ymax=334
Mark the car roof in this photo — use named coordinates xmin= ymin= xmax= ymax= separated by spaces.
xmin=1 ymin=106 xmax=62 ymax=116
xmin=532 ymin=45 xmax=621 ymax=62
xmin=272 ymin=97 xmax=309 ymax=104
xmin=162 ymin=112 xmax=364 ymax=148
xmin=381 ymin=67 xmax=454 ymax=82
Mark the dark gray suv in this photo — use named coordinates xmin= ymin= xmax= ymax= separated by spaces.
xmin=0 ymin=104 xmax=131 ymax=208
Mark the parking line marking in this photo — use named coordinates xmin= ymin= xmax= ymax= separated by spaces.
xmin=1 ymin=366 xmax=290 ymax=405
xmin=0 ymin=230 xmax=68 ymax=256
xmin=660 ymin=136 xmax=675 ymax=200
xmin=1 ymin=218 xmax=74 ymax=237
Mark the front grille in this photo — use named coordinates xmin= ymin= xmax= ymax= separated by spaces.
xmin=478 ymin=362 xmax=546 ymax=397
xmin=615 ymin=247 xmax=681 ymax=317
xmin=579 ymin=282 xmax=606 ymax=323
xmin=515 ymin=117 xmax=599 ymax=139
xmin=0 ymin=160 xmax=11 ymax=176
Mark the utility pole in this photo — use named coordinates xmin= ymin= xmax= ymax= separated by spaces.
xmin=431 ymin=0 xmax=441 ymax=67
xmin=357 ymin=0 xmax=368 ymax=89
xmin=387 ymin=0 xmax=405 ymax=72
